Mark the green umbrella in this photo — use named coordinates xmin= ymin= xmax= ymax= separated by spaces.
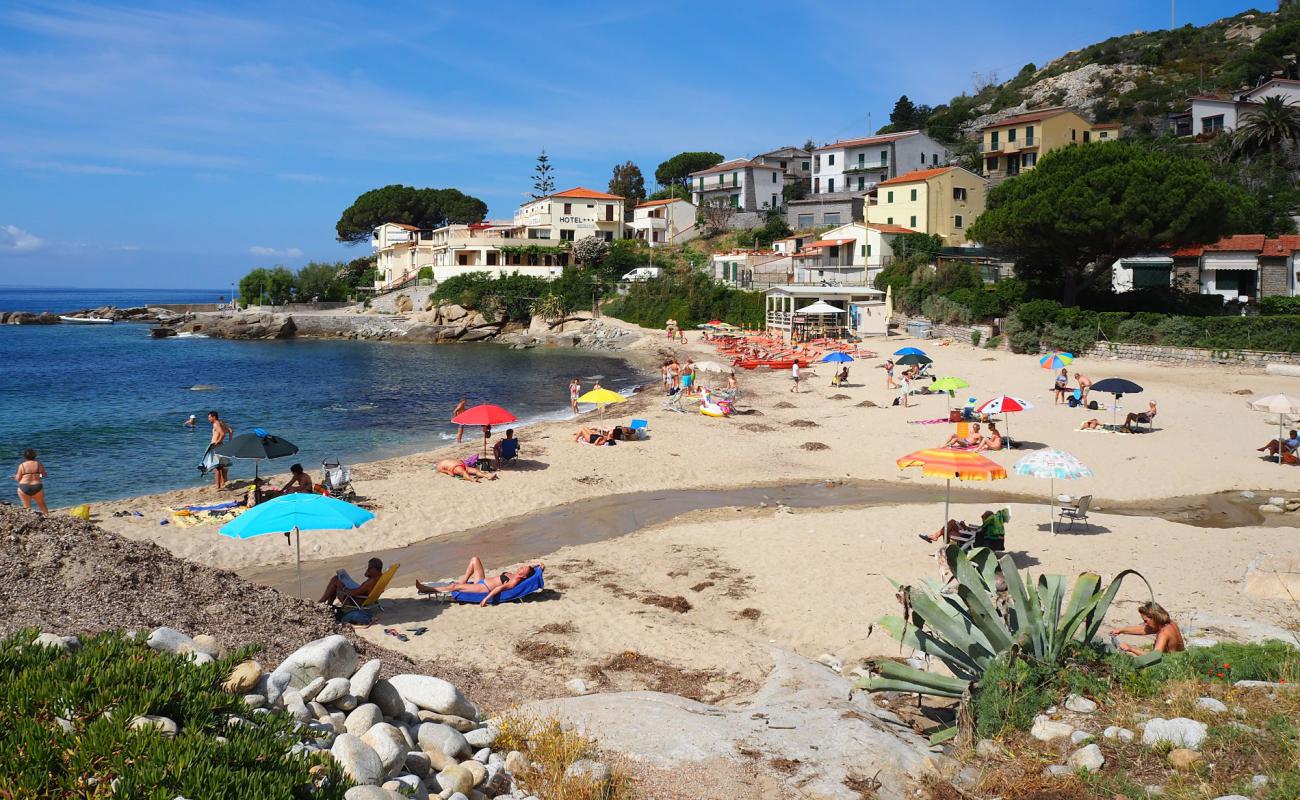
xmin=929 ymin=377 xmax=969 ymax=411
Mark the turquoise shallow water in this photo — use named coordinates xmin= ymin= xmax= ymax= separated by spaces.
xmin=0 ymin=289 xmax=642 ymax=506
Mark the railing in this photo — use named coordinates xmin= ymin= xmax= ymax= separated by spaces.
xmin=843 ymin=163 xmax=887 ymax=174
xmin=980 ymin=141 xmax=1001 ymax=153
xmin=766 ymin=310 xmax=793 ymax=327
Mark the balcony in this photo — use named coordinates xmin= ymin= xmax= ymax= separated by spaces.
xmin=980 ymin=141 xmax=1003 ymax=154
xmin=844 ymin=163 xmax=888 ymax=175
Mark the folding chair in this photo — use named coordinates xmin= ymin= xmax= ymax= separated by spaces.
xmin=338 ymin=563 xmax=400 ymax=613
xmin=1058 ymin=495 xmax=1092 ymax=531
xmin=629 ymin=419 xmax=649 ymax=439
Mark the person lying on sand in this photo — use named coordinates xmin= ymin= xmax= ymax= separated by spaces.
xmin=435 ymin=458 xmax=497 ymax=481
xmin=1110 ymin=601 xmax=1185 ymax=655
xmin=319 ymin=557 xmax=384 ymax=605
xmin=416 ymin=556 xmax=545 ymax=607
xmin=1122 ymin=401 xmax=1157 ymax=432
xmin=1079 ymin=418 xmax=1105 ymax=430
xmin=975 ymin=423 xmax=1003 ymax=452
xmin=574 ymin=427 xmax=613 ymax=446
xmin=1258 ymin=429 xmax=1300 ymax=462
xmin=941 ymin=423 xmax=980 ymax=449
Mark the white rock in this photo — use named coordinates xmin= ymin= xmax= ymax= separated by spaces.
xmin=459 ymin=759 xmax=487 ymax=786
xmin=1252 ymin=774 xmax=1269 ymax=788
xmin=32 ymin=632 xmax=69 ymax=651
xmin=1259 ymin=503 xmax=1283 ymax=513
xmin=388 ymin=674 xmax=479 ymax=719
xmin=565 ymin=678 xmax=591 ymax=695
xmin=1210 ymin=796 xmax=1250 ymax=800
xmin=1070 ymin=730 xmax=1092 ymax=744
xmin=190 ymin=634 xmax=220 ymax=657
xmin=243 ymin=694 xmax=266 ymax=709
xmin=308 ymin=700 xmax=329 ymax=721
xmin=299 ymin=676 xmax=327 ymax=703
xmin=1142 ymin=717 xmax=1208 ymax=750
xmin=187 ymin=651 xmax=215 ymax=666
xmin=55 ymin=717 xmax=73 ymax=734
xmin=391 ymin=774 xmax=429 ymax=800
xmin=331 ymin=733 xmax=386 ymax=786
xmin=274 ymin=635 xmax=358 ymax=690
xmin=504 ymin=750 xmax=530 ymax=776
xmin=360 ymin=722 xmax=408 ymax=776
xmin=284 ymin=691 xmax=312 ymax=723
xmin=1268 ymin=496 xmax=1286 ymax=506
xmin=128 ymin=715 xmax=178 ymax=737
xmin=60 ymin=635 xmax=81 ymax=651
xmin=345 ymin=703 xmax=384 ymax=736
xmin=1195 ymin=697 xmax=1228 ymax=714
xmin=564 ymin=759 xmax=611 ymax=786
xmin=816 ymin=653 xmax=843 ymax=673
xmin=343 ymin=787 xmax=390 ymax=800
xmin=350 ymin=659 xmax=383 ymax=700
xmin=317 ymin=677 xmax=351 ymax=705
xmin=1064 ymin=694 xmax=1098 ymax=714
xmin=265 ymin=671 xmax=291 ymax=707
xmin=1103 ymin=726 xmax=1134 ymax=742
xmin=1043 ymin=764 xmax=1072 ymax=777
xmin=472 ymin=747 xmax=490 ymax=764
xmin=1185 ymin=637 xmax=1219 ymax=648
xmin=1067 ymin=744 xmax=1105 ymax=772
xmin=146 ymin=627 xmax=194 ymax=654
xmin=463 ymin=723 xmax=497 ymax=749
xmin=334 ymin=693 xmax=359 ymax=712
xmin=435 ymin=765 xmax=475 ymax=796
xmin=1031 ymin=716 xmax=1074 ymax=742
xmin=1234 ymin=679 xmax=1298 ymax=691
xmin=369 ymin=679 xmax=406 ymax=717
xmin=417 ymin=722 xmax=471 ymax=759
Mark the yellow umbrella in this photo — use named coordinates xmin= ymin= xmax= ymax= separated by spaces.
xmin=577 ymin=388 xmax=627 ymax=416
xmin=897 ymin=448 xmax=1007 ymax=530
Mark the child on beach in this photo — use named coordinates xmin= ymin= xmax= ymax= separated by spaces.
xmin=569 ymin=379 xmax=581 ymax=414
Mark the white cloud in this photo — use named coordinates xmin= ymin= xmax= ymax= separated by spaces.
xmin=249 ymin=246 xmax=304 ymax=258
xmin=0 ymin=225 xmax=43 ymax=253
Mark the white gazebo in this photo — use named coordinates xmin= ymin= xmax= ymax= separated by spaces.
xmin=765 ymin=285 xmax=887 ymax=341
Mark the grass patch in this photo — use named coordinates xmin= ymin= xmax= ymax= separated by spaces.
xmin=492 ymin=713 xmax=637 ymax=800
xmin=0 ymin=628 xmax=344 ymax=799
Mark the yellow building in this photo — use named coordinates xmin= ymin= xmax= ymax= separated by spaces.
xmin=978 ymin=107 xmax=1121 ymax=181
xmin=866 ymin=166 xmax=987 ymax=246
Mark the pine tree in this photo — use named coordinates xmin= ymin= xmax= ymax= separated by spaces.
xmin=531 ymin=150 xmax=555 ymax=199
xmin=608 ymin=161 xmax=646 ymax=209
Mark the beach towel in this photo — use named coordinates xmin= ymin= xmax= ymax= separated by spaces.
xmin=198 ymin=444 xmax=231 ymax=475
xmin=450 ymin=568 xmax=545 ymax=605
xmin=907 ymin=418 xmax=950 ymax=425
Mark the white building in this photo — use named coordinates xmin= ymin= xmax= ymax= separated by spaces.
xmin=764 ymin=285 xmax=889 ymax=340
xmin=710 ymin=250 xmax=789 ymax=287
xmin=511 ymin=187 xmax=625 ymax=243
xmin=629 ymin=198 xmax=697 ymax=247
xmin=788 ymin=221 xmax=915 ymax=287
xmin=811 ymin=131 xmax=951 ymax=196
xmin=689 ymin=158 xmax=785 ymax=213
xmin=1177 ymin=78 xmax=1300 ymax=136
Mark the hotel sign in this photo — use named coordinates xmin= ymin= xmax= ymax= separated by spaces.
xmin=560 ymin=216 xmax=596 ymax=228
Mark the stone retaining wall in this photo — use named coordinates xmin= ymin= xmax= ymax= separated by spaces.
xmin=1086 ymin=341 xmax=1300 ymax=368
xmin=892 ymin=315 xmax=1000 ymax=348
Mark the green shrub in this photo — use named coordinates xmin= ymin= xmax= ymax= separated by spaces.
xmin=604 ymin=271 xmax=764 ymax=329
xmin=1115 ymin=317 xmax=1158 ymax=344
xmin=921 ymin=294 xmax=973 ymax=325
xmin=1260 ymin=296 xmax=1300 ymax=316
xmin=0 ymin=629 xmax=344 ymax=799
xmin=432 ymin=272 xmax=554 ymax=321
xmin=1153 ymin=315 xmax=1202 ymax=346
xmin=971 ymin=330 xmax=982 ymax=347
xmin=1041 ymin=323 xmax=1100 ymax=356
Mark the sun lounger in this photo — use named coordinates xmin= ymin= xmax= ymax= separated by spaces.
xmin=338 ymin=563 xmax=400 ymax=613
xmin=450 ymin=567 xmax=545 ymax=605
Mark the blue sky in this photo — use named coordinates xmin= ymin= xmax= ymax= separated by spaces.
xmin=0 ymin=0 xmax=1250 ymax=289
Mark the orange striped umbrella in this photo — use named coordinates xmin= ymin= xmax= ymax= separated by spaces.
xmin=897 ymin=448 xmax=1007 ymax=530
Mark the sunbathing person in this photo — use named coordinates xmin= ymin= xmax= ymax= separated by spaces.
xmin=415 ymin=556 xmax=545 ymax=607
xmin=435 ymin=458 xmax=497 ymax=481
xmin=1122 ymin=400 xmax=1158 ymax=432
xmin=1079 ymin=418 xmax=1105 ymax=430
xmin=1110 ymin=601 xmax=1185 ymax=656
xmin=942 ymin=423 xmax=981 ymax=449
xmin=319 ymin=557 xmax=384 ymax=605
xmin=574 ymin=427 xmax=613 ymax=445
xmin=976 ymin=423 xmax=1004 ymax=451
xmin=1258 ymin=429 xmax=1300 ymax=460
xmin=919 ymin=518 xmax=975 ymax=544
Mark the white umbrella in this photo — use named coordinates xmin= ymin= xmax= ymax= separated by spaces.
xmin=1012 ymin=450 xmax=1093 ymax=535
xmin=1248 ymin=394 xmax=1300 ymax=465
xmin=693 ymin=360 xmax=734 ymax=374
xmin=796 ymin=300 xmax=846 ymax=315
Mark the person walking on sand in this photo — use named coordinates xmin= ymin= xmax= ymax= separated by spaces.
xmin=203 ymin=411 xmax=234 ymax=490
xmin=790 ymin=361 xmax=801 ymax=393
xmin=14 ymin=448 xmax=48 ymax=513
xmin=453 ymin=397 xmax=467 ymax=443
xmin=569 ymin=378 xmax=581 ymax=414
xmin=880 ymin=359 xmax=899 ymax=389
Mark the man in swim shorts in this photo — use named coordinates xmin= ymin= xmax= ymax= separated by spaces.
xmin=204 ymin=411 xmax=233 ymax=490
xmin=319 ymin=557 xmax=384 ymax=605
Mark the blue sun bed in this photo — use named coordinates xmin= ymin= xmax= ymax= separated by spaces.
xmin=450 ymin=567 xmax=545 ymax=605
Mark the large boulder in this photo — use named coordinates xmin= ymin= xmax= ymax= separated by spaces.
xmin=189 ymin=312 xmax=296 ymax=340
xmin=387 ymin=675 xmax=479 ymax=719
xmin=331 ymin=733 xmax=385 ymax=786
xmin=440 ymin=303 xmax=469 ymax=323
xmin=349 ymin=659 xmax=383 ymax=701
xmin=360 ymin=722 xmax=408 ymax=776
xmin=417 ymin=722 xmax=470 ymax=760
xmin=369 ymin=679 xmax=406 ymax=717
xmin=272 ymin=635 xmax=358 ymax=689
xmin=1143 ymin=717 xmax=1208 ymax=750
xmin=345 ymin=703 xmax=384 ymax=736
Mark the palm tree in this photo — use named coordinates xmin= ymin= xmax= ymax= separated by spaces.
xmin=1232 ymin=95 xmax=1300 ymax=158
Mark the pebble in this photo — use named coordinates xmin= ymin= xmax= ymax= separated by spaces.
xmin=1031 ymin=716 xmax=1074 ymax=742
xmin=1067 ymin=743 xmax=1104 ymax=772
xmin=1042 ymin=764 xmax=1072 ymax=777
xmin=284 ymin=691 xmax=312 ymax=724
xmin=334 ymin=693 xmax=359 ymax=712
xmin=128 ymin=715 xmax=178 ymax=737
xmin=299 ymin=677 xmax=327 ymax=703
xmin=565 ymin=678 xmax=591 ymax=695
xmin=1258 ymin=503 xmax=1284 ymax=513
xmin=1103 ymin=726 xmax=1134 ymax=742
xmin=1064 ymin=694 xmax=1097 ymax=714
xmin=1142 ymin=717 xmax=1207 ymax=750
xmin=1195 ymin=697 xmax=1228 ymax=714
xmin=32 ymin=632 xmax=70 ymax=651
xmin=1069 ymin=730 xmax=1092 ymax=744
xmin=473 ymin=747 xmax=491 ymax=764
xmin=1145 ymin=785 xmax=1164 ymax=796
xmin=1252 ymin=774 xmax=1269 ymax=788
xmin=1211 ymin=796 xmax=1250 ymax=800
xmin=464 ymin=723 xmax=497 ymax=749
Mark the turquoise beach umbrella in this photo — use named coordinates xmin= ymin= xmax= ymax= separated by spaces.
xmin=1039 ymin=352 xmax=1074 ymax=370
xmin=221 ymin=493 xmax=374 ymax=598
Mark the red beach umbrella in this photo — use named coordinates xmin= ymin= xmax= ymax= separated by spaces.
xmin=451 ymin=404 xmax=518 ymax=461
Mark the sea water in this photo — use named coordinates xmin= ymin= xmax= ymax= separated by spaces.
xmin=0 ymin=288 xmax=643 ymax=506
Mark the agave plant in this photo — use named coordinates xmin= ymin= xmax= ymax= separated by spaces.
xmin=858 ymin=545 xmax=1160 ymax=742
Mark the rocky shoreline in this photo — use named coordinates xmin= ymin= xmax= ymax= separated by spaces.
xmin=1 ymin=305 xmax=191 ymax=325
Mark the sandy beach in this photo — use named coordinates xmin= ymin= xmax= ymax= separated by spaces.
xmin=91 ymin=328 xmax=1300 ymax=704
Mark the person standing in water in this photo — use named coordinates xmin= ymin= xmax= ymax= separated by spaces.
xmin=183 ymin=414 xmax=196 ymax=429
xmin=570 ymin=378 xmax=581 ymax=414
xmin=453 ymin=397 xmax=468 ymax=443
xmin=204 ymin=411 xmax=234 ymax=490
xmin=14 ymin=448 xmax=48 ymax=513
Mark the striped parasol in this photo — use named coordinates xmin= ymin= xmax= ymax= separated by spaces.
xmin=1013 ymin=449 xmax=1093 ymax=534
xmin=1039 ymin=352 xmax=1074 ymax=369
xmin=897 ymin=448 xmax=1008 ymax=529
xmin=975 ymin=395 xmax=1033 ymax=441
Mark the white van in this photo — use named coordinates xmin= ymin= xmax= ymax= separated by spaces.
xmin=621 ymin=267 xmax=663 ymax=282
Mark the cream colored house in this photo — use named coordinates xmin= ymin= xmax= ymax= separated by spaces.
xmin=978 ymin=107 xmax=1121 ymax=181
xmin=511 ymin=187 xmax=625 ymax=243
xmin=629 ymin=198 xmax=697 ymax=247
xmin=866 ymin=167 xmax=986 ymax=246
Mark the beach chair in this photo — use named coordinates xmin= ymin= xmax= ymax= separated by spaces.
xmin=1058 ymin=496 xmax=1092 ymax=531
xmin=662 ymin=387 xmax=687 ymax=413
xmin=629 ymin=419 xmax=649 ymax=440
xmin=338 ymin=563 xmax=400 ymax=613
xmin=321 ymin=457 xmax=356 ymax=502
xmin=451 ymin=567 xmax=545 ymax=605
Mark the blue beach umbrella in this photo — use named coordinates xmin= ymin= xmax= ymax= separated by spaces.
xmin=894 ymin=347 xmax=926 ymax=356
xmin=1039 ymin=352 xmax=1074 ymax=370
xmin=821 ymin=351 xmax=855 ymax=363
xmin=222 ymin=493 xmax=375 ymax=598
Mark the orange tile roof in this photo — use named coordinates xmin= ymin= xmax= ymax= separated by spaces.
xmin=982 ymin=106 xmax=1074 ymax=129
xmin=1172 ymin=245 xmax=1205 ymax=257
xmin=550 ymin=187 xmax=624 ymax=200
xmin=387 ymin=222 xmax=421 ymax=231
xmin=689 ymin=158 xmax=780 ymax=176
xmin=867 ymin=223 xmax=919 ymax=235
xmin=1205 ymin=234 xmax=1267 ymax=252
xmin=1263 ymin=236 xmax=1300 ymax=256
xmin=812 ymin=131 xmax=919 ymax=152
xmin=878 ymin=167 xmax=956 ymax=187
xmin=635 ymin=198 xmax=682 ymax=208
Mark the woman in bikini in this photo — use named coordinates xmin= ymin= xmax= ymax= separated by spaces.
xmin=416 ymin=557 xmax=545 ymax=607
xmin=13 ymin=448 xmax=48 ymax=513
xmin=975 ymin=423 xmax=1003 ymax=451
xmin=435 ymin=458 xmax=497 ymax=482
xmin=1110 ymin=601 xmax=1185 ymax=656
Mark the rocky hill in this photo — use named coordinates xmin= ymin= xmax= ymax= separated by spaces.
xmin=917 ymin=4 xmax=1299 ymax=141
